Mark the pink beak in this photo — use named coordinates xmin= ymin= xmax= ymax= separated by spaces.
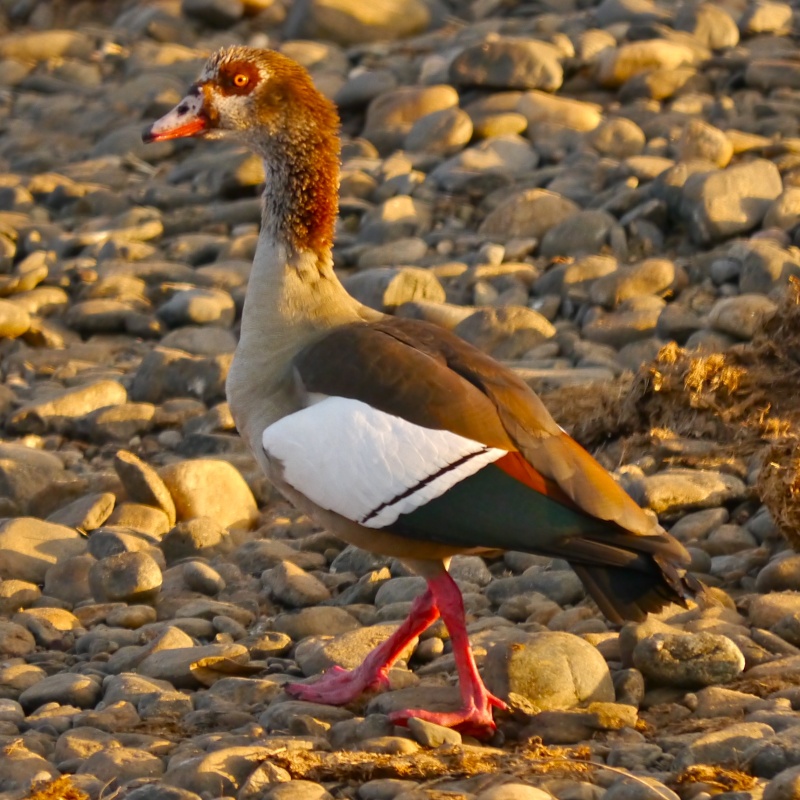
xmin=143 ymin=87 xmax=208 ymax=143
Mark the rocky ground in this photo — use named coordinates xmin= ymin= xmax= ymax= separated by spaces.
xmin=3 ymin=0 xmax=800 ymax=798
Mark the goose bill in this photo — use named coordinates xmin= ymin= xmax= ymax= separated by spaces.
xmin=142 ymin=90 xmax=208 ymax=143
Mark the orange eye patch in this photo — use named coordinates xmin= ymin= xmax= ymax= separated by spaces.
xmin=233 ymin=73 xmax=249 ymax=88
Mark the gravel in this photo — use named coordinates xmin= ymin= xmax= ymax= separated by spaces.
xmin=1 ymin=0 xmax=800 ymax=797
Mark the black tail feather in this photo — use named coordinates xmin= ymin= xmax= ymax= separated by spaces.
xmin=544 ymin=530 xmax=702 ymax=624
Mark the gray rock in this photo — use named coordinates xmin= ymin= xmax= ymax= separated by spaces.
xmin=540 ymin=210 xmax=617 ymax=258
xmin=750 ymin=594 xmax=800 ymax=631
xmin=431 ymin=135 xmax=539 ymax=193
xmin=637 ymin=469 xmax=747 ymax=516
xmin=0 ymin=621 xmax=36 ymax=657
xmin=19 ymin=673 xmax=102 ymax=712
xmin=678 ymin=120 xmax=733 ymax=167
xmin=406 ymin=716 xmax=462 ymax=747
xmin=708 ymin=294 xmax=777 ymax=340
xmin=747 ymin=59 xmax=800 ymax=91
xmin=589 ymin=258 xmax=677 ymax=308
xmin=137 ymin=643 xmax=249 ymax=689
xmin=294 ymin=623 xmax=417 ymax=676
xmin=582 ymin=296 xmax=665 ymax=348
xmin=404 ymin=108 xmax=473 ymax=156
xmin=344 ymin=267 xmax=445 ymax=313
xmin=0 ymin=580 xmax=41 ymax=616
xmin=480 ymin=189 xmax=578 ymax=241
xmin=0 ymin=299 xmax=31 ymax=338
xmin=764 ymin=764 xmax=800 ymax=800
xmin=78 ymin=745 xmax=165 ymax=784
xmin=162 ymin=459 xmax=257 ymax=530
xmin=676 ymin=722 xmax=774 ymax=769
xmin=77 ymin=403 xmax=157 ymax=442
xmin=736 ymin=240 xmax=800 ymax=294
xmin=589 ymin=118 xmax=646 ymax=158
xmin=89 ymin=551 xmax=163 ymax=603
xmin=47 ymin=492 xmax=116 ymax=530
xmin=453 ymin=306 xmax=555 ymax=358
xmin=182 ymin=560 xmax=226 ymax=595
xmin=0 ymin=517 xmax=88 ymax=583
xmin=130 ymin=347 xmax=231 ymax=405
xmin=484 ymin=631 xmax=614 ymax=709
xmin=602 ymin=776 xmax=678 ymax=800
xmin=633 ymin=631 xmax=744 ymax=687
xmin=517 ymin=91 xmax=602 ymax=132
xmin=272 ymin=606 xmax=361 ymax=640
xmin=161 ymin=518 xmax=231 ymax=564
xmin=44 ymin=554 xmax=95 ymax=606
xmin=674 ymin=2 xmax=739 ymax=49
xmin=266 ymin=560 xmax=332 ymax=608
xmin=450 ymin=38 xmax=563 ymax=92
xmin=114 ymin=450 xmax=177 ymax=526
xmin=681 ymin=160 xmax=783 ymax=244
xmin=181 ymin=0 xmax=244 ymax=26
xmin=286 ymin=0 xmax=430 ymax=47
xmin=158 ymin=287 xmax=235 ymax=328
xmin=363 ymin=85 xmax=456 ymax=153
xmin=8 ymin=380 xmax=127 ymax=434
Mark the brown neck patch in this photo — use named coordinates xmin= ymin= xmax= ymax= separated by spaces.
xmin=255 ymin=56 xmax=341 ymax=255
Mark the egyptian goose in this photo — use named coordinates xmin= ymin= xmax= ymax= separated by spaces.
xmin=143 ymin=46 xmax=698 ymax=736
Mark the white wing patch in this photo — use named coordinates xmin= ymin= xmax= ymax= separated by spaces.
xmin=262 ymin=397 xmax=506 ymax=528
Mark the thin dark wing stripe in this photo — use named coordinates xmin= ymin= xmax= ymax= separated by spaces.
xmin=360 ymin=446 xmax=491 ymax=525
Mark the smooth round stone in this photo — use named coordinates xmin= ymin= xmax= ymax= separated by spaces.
xmin=757 ymin=556 xmax=800 ymax=593
xmin=161 ymin=517 xmax=231 ymax=564
xmin=450 ymin=37 xmax=563 ymax=92
xmin=266 ymin=560 xmax=331 ymax=608
xmin=678 ymin=119 xmax=733 ymax=168
xmin=483 ymin=631 xmax=614 ymax=709
xmin=404 ymin=107 xmax=472 ymax=156
xmin=77 ymin=745 xmax=165 ymax=783
xmin=0 ymin=580 xmax=41 ymax=616
xmin=363 ymin=85 xmax=458 ymax=153
xmin=183 ymin=560 xmax=226 ymax=595
xmin=157 ymin=287 xmax=235 ymax=328
xmin=88 ymin=551 xmax=163 ymax=603
xmin=272 ymin=606 xmax=360 ymax=640
xmin=19 ymin=672 xmax=102 ymax=712
xmin=708 ymin=294 xmax=777 ymax=340
xmin=114 ymin=450 xmax=176 ymax=526
xmin=289 ymin=0 xmax=430 ymax=47
xmin=8 ymin=380 xmax=127 ymax=435
xmin=633 ymin=631 xmax=745 ymax=687
xmin=0 ymin=517 xmax=88 ymax=584
xmin=159 ymin=459 xmax=258 ymax=530
xmin=0 ymin=299 xmax=31 ymax=338
xmin=480 ymin=188 xmax=578 ymax=241
xmin=160 ymin=325 xmax=238 ymax=355
xmin=0 ymin=621 xmax=36 ymax=657
xmin=589 ymin=118 xmax=646 ymax=158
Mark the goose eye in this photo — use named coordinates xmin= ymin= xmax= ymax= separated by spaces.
xmin=233 ymin=73 xmax=249 ymax=88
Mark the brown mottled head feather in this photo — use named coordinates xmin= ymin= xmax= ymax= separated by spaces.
xmin=200 ymin=47 xmax=341 ymax=254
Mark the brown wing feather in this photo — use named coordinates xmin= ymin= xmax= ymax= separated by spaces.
xmin=296 ymin=317 xmax=655 ymax=536
xmin=374 ymin=318 xmax=658 ymax=536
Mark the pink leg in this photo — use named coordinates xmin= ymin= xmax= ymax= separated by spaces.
xmin=286 ymin=587 xmax=439 ymax=705
xmin=389 ymin=572 xmax=507 ymax=737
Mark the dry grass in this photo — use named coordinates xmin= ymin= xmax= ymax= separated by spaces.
xmin=267 ymin=739 xmax=594 ymax=784
xmin=25 ymin=777 xmax=89 ymax=800
xmin=671 ymin=764 xmax=758 ymax=793
xmin=542 ymin=278 xmax=800 ymax=547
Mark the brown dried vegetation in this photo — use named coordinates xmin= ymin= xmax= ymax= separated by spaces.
xmin=543 ymin=278 xmax=800 ymax=545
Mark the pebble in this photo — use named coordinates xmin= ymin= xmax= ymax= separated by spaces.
xmin=632 ymin=631 xmax=745 ymax=687
xmin=483 ymin=631 xmax=614 ymax=709
xmin=0 ymin=2 xmax=799 ymax=797
xmin=159 ymin=458 xmax=258 ymax=530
